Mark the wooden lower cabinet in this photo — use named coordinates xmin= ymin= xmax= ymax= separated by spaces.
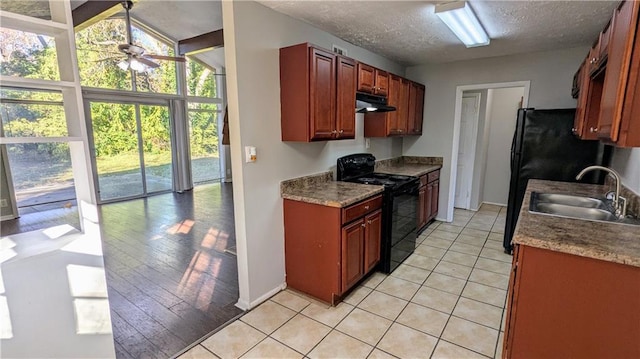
xmin=504 ymin=244 xmax=640 ymax=358
xmin=284 ymin=195 xmax=382 ymax=305
xmin=341 ymin=220 xmax=365 ymax=292
xmin=417 ymin=169 xmax=440 ymax=232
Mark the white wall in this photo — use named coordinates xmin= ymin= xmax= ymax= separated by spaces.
xmin=222 ymin=1 xmax=405 ymax=308
xmin=611 ymin=148 xmax=640 ymax=194
xmin=466 ymin=89 xmax=488 ymax=210
xmin=404 ymin=46 xmax=589 ymax=221
xmin=482 ymin=87 xmax=525 ymax=206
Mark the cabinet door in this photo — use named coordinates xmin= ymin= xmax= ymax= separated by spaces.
xmin=309 ymin=48 xmax=337 ymax=140
xmin=336 ymin=56 xmax=357 ymax=139
xmin=574 ymin=58 xmax=604 ymax=140
xmin=364 ymin=210 xmax=382 ymax=273
xmin=418 ymin=186 xmax=426 ymax=229
xmin=426 ymin=183 xmax=433 ymax=221
xmin=374 ymin=69 xmax=389 ymax=96
xmin=397 ymin=78 xmax=410 ymax=134
xmin=386 ymin=74 xmax=401 ymax=135
xmin=341 ymin=219 xmax=365 ymax=293
xmin=431 ymin=180 xmax=439 ymax=220
xmin=414 ymin=84 xmax=425 ymax=135
xmin=573 ymin=59 xmax=589 ymax=137
xmin=407 ymin=83 xmax=418 ymax=134
xmin=598 ymin=0 xmax=637 ymax=142
xmin=357 ymin=63 xmax=375 ymax=93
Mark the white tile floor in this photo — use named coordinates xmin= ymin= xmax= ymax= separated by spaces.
xmin=179 ymin=204 xmax=511 ymax=359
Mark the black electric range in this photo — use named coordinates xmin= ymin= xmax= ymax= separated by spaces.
xmin=337 ymin=153 xmax=419 ymax=273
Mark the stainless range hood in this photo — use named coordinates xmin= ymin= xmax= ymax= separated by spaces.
xmin=355 ymin=92 xmax=396 ymax=113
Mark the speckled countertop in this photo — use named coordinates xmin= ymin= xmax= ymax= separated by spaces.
xmin=514 ymin=179 xmax=640 ymax=267
xmin=375 ymin=156 xmax=442 ymax=177
xmin=281 ymin=172 xmax=384 ymax=208
xmin=377 ymin=164 xmax=441 ymax=177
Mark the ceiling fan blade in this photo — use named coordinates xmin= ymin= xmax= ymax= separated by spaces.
xmin=135 ymin=56 xmax=160 ymax=68
xmin=145 ymin=54 xmax=186 ymax=63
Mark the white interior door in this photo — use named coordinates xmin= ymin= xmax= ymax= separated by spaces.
xmin=455 ymin=93 xmax=480 ymax=209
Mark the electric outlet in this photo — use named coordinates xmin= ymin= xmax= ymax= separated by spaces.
xmin=0 ymin=199 xmax=8 ymax=208
xmin=365 ymin=138 xmax=371 ymax=149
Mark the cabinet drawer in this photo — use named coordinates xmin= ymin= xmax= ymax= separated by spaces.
xmin=419 ymin=175 xmax=427 ymax=187
xmin=342 ymin=195 xmax=382 ymax=224
xmin=427 ymin=170 xmax=440 ymax=183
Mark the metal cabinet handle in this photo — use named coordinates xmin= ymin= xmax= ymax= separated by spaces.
xmin=331 ymin=130 xmax=337 ymax=134
xmin=594 ymin=127 xmax=599 ymax=132
xmin=339 ymin=129 xmax=344 ymax=134
xmin=367 ymin=220 xmax=372 ymax=224
xmin=361 ymin=223 xmax=366 ymax=228
xmin=590 ymin=127 xmax=599 ymax=133
xmin=364 ymin=205 xmax=370 ymax=210
xmin=571 ymin=127 xmax=577 ymax=133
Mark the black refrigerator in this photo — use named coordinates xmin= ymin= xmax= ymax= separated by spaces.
xmin=503 ymin=108 xmax=611 ymax=253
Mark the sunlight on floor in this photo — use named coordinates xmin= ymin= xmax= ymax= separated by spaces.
xmin=167 ymin=219 xmax=196 ymax=235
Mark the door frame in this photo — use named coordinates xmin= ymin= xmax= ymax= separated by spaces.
xmin=83 ymin=95 xmax=174 ymax=204
xmin=455 ymin=92 xmax=481 ymax=210
xmin=448 ymin=81 xmax=530 ymax=220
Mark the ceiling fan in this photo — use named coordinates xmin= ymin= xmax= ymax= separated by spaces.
xmin=116 ymin=1 xmax=185 ymax=71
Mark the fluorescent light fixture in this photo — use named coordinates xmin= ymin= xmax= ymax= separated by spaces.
xmin=435 ymin=1 xmax=490 ymax=48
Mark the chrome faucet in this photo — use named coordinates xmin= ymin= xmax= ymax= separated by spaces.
xmin=576 ymin=165 xmax=627 ymax=217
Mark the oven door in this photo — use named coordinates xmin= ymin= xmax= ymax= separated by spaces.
xmin=389 ymin=179 xmax=419 ymax=272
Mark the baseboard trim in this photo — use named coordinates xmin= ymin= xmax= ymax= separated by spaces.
xmin=482 ymin=201 xmax=507 ymax=207
xmin=235 ymin=282 xmax=286 ymax=311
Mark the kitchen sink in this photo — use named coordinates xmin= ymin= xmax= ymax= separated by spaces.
xmin=534 ymin=193 xmax=608 ymax=209
xmin=533 ymin=203 xmax=618 ymax=221
xmin=529 ymin=192 xmax=640 ymax=226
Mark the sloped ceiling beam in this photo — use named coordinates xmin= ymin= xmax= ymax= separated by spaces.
xmin=72 ymin=1 xmax=123 ymax=31
xmin=178 ymin=29 xmax=223 ymax=56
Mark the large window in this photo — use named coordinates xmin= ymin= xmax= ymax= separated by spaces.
xmin=0 ymin=28 xmax=60 ymax=80
xmin=75 ymin=17 xmax=177 ymax=94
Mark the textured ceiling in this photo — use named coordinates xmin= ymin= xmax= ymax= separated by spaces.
xmin=257 ymin=0 xmax=619 ymax=65
xmin=4 ymin=0 xmax=618 ymax=67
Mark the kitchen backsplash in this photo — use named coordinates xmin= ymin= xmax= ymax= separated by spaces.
xmin=605 ymin=176 xmax=639 ymax=217
xmin=280 ymin=171 xmax=333 ymax=194
xmin=375 ymin=156 xmax=444 ymax=169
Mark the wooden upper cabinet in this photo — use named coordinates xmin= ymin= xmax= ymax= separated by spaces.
xmin=364 ymin=79 xmax=425 ymax=137
xmin=280 ymin=43 xmax=356 ymax=142
xmin=574 ymin=57 xmax=604 ymax=140
xmin=336 ymin=56 xmax=357 ymax=139
xmin=357 ymin=63 xmax=375 ymax=93
xmin=386 ymin=74 xmax=401 ymax=134
xmin=357 ymin=63 xmax=389 ymax=96
xmin=597 ymin=0 xmax=639 ymax=144
xmin=408 ymin=83 xmax=425 ymax=135
xmin=374 ymin=69 xmax=389 ymax=96
xmin=309 ymin=48 xmax=337 ymax=140
xmin=397 ymin=78 xmax=410 ymax=134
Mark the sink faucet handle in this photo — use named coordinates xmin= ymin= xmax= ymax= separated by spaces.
xmin=605 ymin=191 xmax=616 ymax=201
xmin=618 ymin=196 xmax=628 ymax=217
